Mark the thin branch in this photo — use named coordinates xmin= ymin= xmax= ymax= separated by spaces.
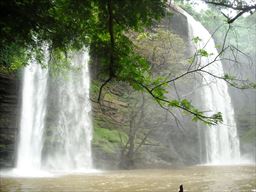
xmin=173 ymin=81 xmax=181 ymax=100
xmin=151 ymin=22 xmax=232 ymax=92
xmin=205 ymin=1 xmax=256 ymax=11
xmin=221 ymin=24 xmax=231 ymax=51
xmin=199 ymin=69 xmax=254 ymax=89
xmin=134 ymin=129 xmax=154 ymax=153
xmin=133 ymin=79 xmax=219 ymax=125
xmin=159 ymin=103 xmax=186 ymax=133
xmin=150 ymin=46 xmax=229 ymax=92
xmin=205 ymin=1 xmax=256 ymax=23
xmin=187 ymin=24 xmax=225 ymax=71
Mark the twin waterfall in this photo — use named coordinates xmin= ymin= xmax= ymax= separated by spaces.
xmin=15 ymin=11 xmax=241 ymax=175
xmin=16 ymin=50 xmax=93 ymax=175
xmin=182 ymin=9 xmax=241 ymax=164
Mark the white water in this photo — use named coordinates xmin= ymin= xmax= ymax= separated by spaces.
xmin=179 ymin=8 xmax=241 ymax=164
xmin=14 ymin=49 xmax=93 ymax=176
xmin=16 ymin=56 xmax=49 ymax=174
xmin=44 ymin=50 xmax=93 ymax=171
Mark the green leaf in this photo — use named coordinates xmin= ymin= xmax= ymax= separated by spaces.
xmin=181 ymin=99 xmax=191 ymax=109
xmin=168 ymin=100 xmax=179 ymax=107
xmin=192 ymin=36 xmax=202 ymax=44
xmin=198 ymin=49 xmax=209 ymax=57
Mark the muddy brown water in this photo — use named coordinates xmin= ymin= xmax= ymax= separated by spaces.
xmin=1 ymin=166 xmax=255 ymax=192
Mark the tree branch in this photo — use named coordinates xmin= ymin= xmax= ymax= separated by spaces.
xmin=132 ymin=79 xmax=220 ymax=125
xmin=97 ymin=0 xmax=115 ymax=102
xmin=205 ymin=0 xmax=256 ymax=23
xmin=205 ymin=1 xmax=256 ymax=11
xmin=97 ymin=76 xmax=112 ymax=102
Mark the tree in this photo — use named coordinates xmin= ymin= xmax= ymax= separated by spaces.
xmin=2 ymin=0 xmax=254 ymax=125
xmin=0 ymin=0 xmax=166 ymax=70
xmin=0 ymin=0 xmax=94 ymax=71
xmin=118 ymin=91 xmax=169 ymax=169
xmin=119 ymin=93 xmax=148 ymax=169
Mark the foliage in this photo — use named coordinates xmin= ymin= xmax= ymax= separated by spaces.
xmin=90 ymin=80 xmax=101 ymax=96
xmin=180 ymin=0 xmax=256 ymax=87
xmin=0 ymin=0 xmax=227 ymax=124
xmin=93 ymin=127 xmax=125 ymax=144
xmin=131 ymin=29 xmax=186 ymax=75
xmin=0 ymin=43 xmax=28 ymax=73
xmin=0 ymin=0 xmax=165 ymax=70
xmin=93 ymin=123 xmax=128 ymax=154
xmin=0 ymin=0 xmax=92 ymax=73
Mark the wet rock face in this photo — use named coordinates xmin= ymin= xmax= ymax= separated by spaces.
xmin=0 ymin=73 xmax=19 ymax=168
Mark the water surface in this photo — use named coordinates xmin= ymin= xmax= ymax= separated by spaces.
xmin=1 ymin=166 xmax=255 ymax=192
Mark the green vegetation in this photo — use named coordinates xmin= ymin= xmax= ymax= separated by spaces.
xmin=94 ymin=127 xmax=121 ymax=144
xmin=1 ymin=0 xmax=255 ymax=169
xmin=0 ymin=0 xmax=166 ymax=74
xmin=93 ymin=122 xmax=128 ymax=154
xmin=2 ymin=0 xmax=255 ymax=125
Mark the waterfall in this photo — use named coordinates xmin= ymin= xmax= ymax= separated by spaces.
xmin=179 ymin=8 xmax=241 ymax=164
xmin=43 ymin=50 xmax=93 ymax=171
xmin=16 ymin=58 xmax=48 ymax=173
xmin=15 ymin=49 xmax=93 ymax=175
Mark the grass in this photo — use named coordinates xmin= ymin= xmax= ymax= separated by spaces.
xmin=92 ymin=122 xmax=128 ymax=154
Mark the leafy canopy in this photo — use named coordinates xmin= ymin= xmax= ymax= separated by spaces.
xmin=0 ymin=0 xmax=225 ymax=125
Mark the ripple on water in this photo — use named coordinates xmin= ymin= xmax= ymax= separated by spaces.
xmin=0 ymin=166 xmax=255 ymax=192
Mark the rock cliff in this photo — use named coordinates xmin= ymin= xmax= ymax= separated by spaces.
xmin=0 ymin=73 xmax=19 ymax=168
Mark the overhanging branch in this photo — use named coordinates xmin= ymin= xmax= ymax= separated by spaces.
xmin=204 ymin=0 xmax=256 ymax=23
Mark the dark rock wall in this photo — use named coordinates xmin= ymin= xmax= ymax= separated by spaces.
xmin=0 ymin=73 xmax=19 ymax=168
xmin=163 ymin=6 xmax=189 ymax=42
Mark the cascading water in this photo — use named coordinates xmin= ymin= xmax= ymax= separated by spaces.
xmin=179 ymin=8 xmax=241 ymax=164
xmin=16 ymin=57 xmax=48 ymax=173
xmin=15 ymin=49 xmax=93 ymax=175
xmin=43 ymin=50 xmax=93 ymax=171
